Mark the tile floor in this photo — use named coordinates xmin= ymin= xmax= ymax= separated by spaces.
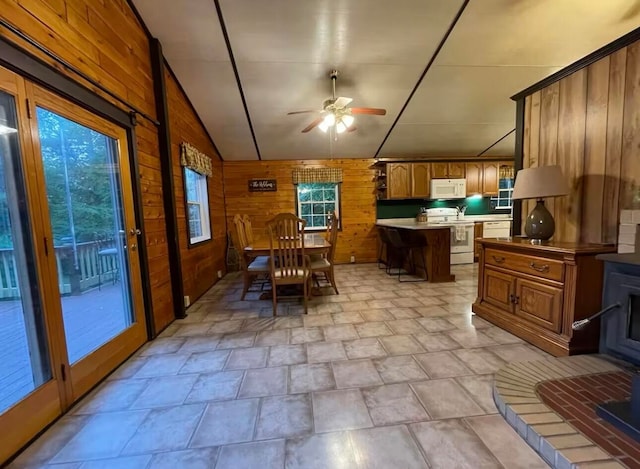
xmin=10 ymin=263 xmax=553 ymax=468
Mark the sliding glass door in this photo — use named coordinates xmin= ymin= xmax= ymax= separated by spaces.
xmin=0 ymin=66 xmax=147 ymax=463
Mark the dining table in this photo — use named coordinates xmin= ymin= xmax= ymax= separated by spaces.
xmin=243 ymin=233 xmax=331 ymax=257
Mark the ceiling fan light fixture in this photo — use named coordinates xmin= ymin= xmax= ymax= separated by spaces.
xmin=318 ymin=120 xmax=330 ymax=133
xmin=336 ymin=121 xmax=347 ymax=134
xmin=342 ymin=114 xmax=354 ymax=128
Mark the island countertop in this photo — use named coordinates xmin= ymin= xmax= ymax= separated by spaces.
xmin=376 ymin=218 xmax=473 ymax=230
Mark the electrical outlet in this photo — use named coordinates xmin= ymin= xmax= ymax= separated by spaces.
xmin=217 ymin=270 xmax=223 ymax=279
xmin=184 ymin=295 xmax=190 ymax=307
xmin=350 ymin=255 xmax=355 ymax=263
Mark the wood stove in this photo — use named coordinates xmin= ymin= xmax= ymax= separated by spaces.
xmin=594 ymin=253 xmax=640 ymax=442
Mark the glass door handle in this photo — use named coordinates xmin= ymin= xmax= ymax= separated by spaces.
xmin=129 ymin=228 xmax=141 ymax=237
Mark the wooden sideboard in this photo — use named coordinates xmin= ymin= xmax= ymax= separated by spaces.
xmin=472 ymin=238 xmax=616 ymax=356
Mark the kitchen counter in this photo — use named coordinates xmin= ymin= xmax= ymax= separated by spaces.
xmin=376 ymin=215 xmax=512 ymax=230
xmin=376 ymin=220 xmax=455 ymax=283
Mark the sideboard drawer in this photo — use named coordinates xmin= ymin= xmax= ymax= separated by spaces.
xmin=485 ymin=248 xmax=564 ymax=282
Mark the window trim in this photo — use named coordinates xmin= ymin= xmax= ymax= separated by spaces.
xmin=294 ymin=182 xmax=342 ymax=232
xmin=183 ymin=167 xmax=212 ymax=246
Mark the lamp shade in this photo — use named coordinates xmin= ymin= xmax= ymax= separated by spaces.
xmin=512 ymin=165 xmax=569 ymax=200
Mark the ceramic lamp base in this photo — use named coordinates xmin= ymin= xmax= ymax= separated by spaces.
xmin=524 ymin=199 xmax=555 ymax=242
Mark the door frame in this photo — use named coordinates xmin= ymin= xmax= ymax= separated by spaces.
xmin=0 ymin=36 xmax=154 ymax=338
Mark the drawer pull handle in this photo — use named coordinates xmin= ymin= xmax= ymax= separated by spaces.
xmin=492 ymin=255 xmax=505 ymax=263
xmin=529 ymin=262 xmax=550 ymax=273
xmin=510 ymin=294 xmax=519 ymax=305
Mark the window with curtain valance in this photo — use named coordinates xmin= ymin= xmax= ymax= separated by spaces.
xmin=292 ymin=167 xmax=342 ymax=230
xmin=180 ymin=142 xmax=212 ymax=244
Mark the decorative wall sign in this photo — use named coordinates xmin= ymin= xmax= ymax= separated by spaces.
xmin=248 ymin=179 xmax=277 ymax=192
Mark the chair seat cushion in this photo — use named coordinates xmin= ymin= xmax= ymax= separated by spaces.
xmin=247 ymin=256 xmax=270 ymax=271
xmin=309 ymin=258 xmax=331 ymax=269
xmin=308 ymin=253 xmax=324 ymax=262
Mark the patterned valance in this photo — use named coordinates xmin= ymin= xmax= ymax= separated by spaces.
xmin=180 ymin=142 xmax=212 ymax=177
xmin=500 ymin=164 xmax=514 ymax=179
xmin=292 ymin=167 xmax=343 ymax=184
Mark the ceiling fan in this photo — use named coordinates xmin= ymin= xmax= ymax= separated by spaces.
xmin=288 ymin=70 xmax=386 ymax=134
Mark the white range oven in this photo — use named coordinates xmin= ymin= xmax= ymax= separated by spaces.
xmin=425 ymin=208 xmax=474 ymax=265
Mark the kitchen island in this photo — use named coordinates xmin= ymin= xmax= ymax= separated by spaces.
xmin=376 ymin=219 xmax=458 ymax=283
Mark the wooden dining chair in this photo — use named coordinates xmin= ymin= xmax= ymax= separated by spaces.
xmin=266 ymin=213 xmax=311 ymax=315
xmin=242 ymin=214 xmax=254 ymax=245
xmin=232 ymin=214 xmax=270 ymax=300
xmin=309 ymin=211 xmax=339 ymax=294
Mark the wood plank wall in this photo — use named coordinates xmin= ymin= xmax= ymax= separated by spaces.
xmin=223 ymin=160 xmax=378 ymax=264
xmin=165 ymin=70 xmax=227 ymax=303
xmin=0 ymin=0 xmax=227 ymax=331
xmin=521 ymin=39 xmax=640 ymax=244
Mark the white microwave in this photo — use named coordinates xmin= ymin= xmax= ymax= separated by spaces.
xmin=430 ymin=179 xmax=466 ymax=199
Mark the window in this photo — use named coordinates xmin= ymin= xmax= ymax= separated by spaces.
xmin=491 ymin=177 xmax=514 ymax=210
xmin=296 ymin=182 xmax=340 ymax=230
xmin=184 ymin=168 xmax=211 ymax=244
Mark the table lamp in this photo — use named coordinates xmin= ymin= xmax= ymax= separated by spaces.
xmin=512 ymin=165 xmax=569 ymax=244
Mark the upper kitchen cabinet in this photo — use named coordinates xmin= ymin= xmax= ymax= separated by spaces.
xmin=465 ymin=163 xmax=483 ymax=196
xmin=482 ymin=162 xmax=500 ymax=196
xmin=386 ymin=163 xmax=412 ymax=199
xmin=431 ymin=162 xmax=466 ymax=179
xmin=411 ymin=163 xmax=431 ymax=198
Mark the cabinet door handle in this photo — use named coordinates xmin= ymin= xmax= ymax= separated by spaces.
xmin=510 ymin=294 xmax=519 ymax=305
xmin=492 ymin=255 xmax=505 ymax=264
xmin=529 ymin=262 xmax=550 ymax=273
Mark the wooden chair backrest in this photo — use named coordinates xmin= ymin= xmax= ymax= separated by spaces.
xmin=325 ymin=211 xmax=339 ymax=263
xmin=266 ymin=213 xmax=307 ymax=279
xmin=242 ymin=214 xmax=254 ymax=245
xmin=233 ymin=214 xmax=248 ymax=249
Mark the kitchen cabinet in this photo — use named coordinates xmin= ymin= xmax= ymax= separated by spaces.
xmin=431 ymin=162 xmax=465 ymax=179
xmin=411 ymin=163 xmax=431 ymax=198
xmin=386 ymin=163 xmax=411 ymax=199
xmin=482 ymin=162 xmax=500 ymax=195
xmin=473 ymin=238 xmax=615 ymax=356
xmin=465 ymin=163 xmax=483 ymax=196
xmin=385 ymin=162 xmax=431 ymax=199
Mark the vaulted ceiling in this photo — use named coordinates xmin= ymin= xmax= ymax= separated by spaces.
xmin=133 ymin=0 xmax=640 ymax=161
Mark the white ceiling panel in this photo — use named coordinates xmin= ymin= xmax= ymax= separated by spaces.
xmin=219 ymin=0 xmax=466 ymax=65
xmin=380 ymin=123 xmax=515 ymax=158
xmin=482 ymin=132 xmax=516 ymax=157
xmin=133 ymin=0 xmax=640 ymax=161
xmin=398 ymin=65 xmax=561 ymax=125
xmin=438 ymin=0 xmax=640 ymax=66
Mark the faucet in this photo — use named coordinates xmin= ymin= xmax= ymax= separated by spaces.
xmin=455 ymin=205 xmax=467 ymax=219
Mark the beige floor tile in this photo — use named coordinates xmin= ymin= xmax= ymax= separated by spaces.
xmin=362 ymin=384 xmax=429 ymax=425
xmin=185 ymin=371 xmax=244 ymax=403
xmin=225 ymin=347 xmax=268 ymax=370
xmin=323 ymin=324 xmax=359 ymax=341
xmin=455 ymin=374 xmax=498 ymax=414
xmin=410 ymin=419 xmax=502 ymax=469
xmin=446 ymin=329 xmax=498 ymax=348
xmin=238 ymin=366 xmax=288 ymax=398
xmin=302 ymin=314 xmax=334 ymax=328
xmin=332 ymin=311 xmax=365 ymax=324
xmin=350 ymin=425 xmax=429 ymax=468
xmin=255 ymin=394 xmax=313 ymax=439
xmin=385 ymin=319 xmax=425 ymax=335
xmin=452 ymin=348 xmax=506 ymax=374
xmin=268 ymin=344 xmax=307 ymax=366
xmin=148 ymin=448 xmax=219 ymax=469
xmin=254 ymin=329 xmax=290 ymax=346
xmin=379 ymin=335 xmax=425 ymax=355
xmin=413 ymin=332 xmax=463 ymax=352
xmin=216 ymin=440 xmax=285 ymax=469
xmin=360 ymin=309 xmax=396 ymax=322
xmin=411 ymin=379 xmax=486 ymax=419
xmin=354 ymin=321 xmax=394 ymax=338
xmin=415 ymin=317 xmax=456 ymax=333
xmin=312 ymin=389 xmax=373 ymax=433
xmin=388 ymin=307 xmax=422 ymax=319
xmin=130 ymin=375 xmax=199 ymax=409
xmin=343 ymin=338 xmax=388 ymax=359
xmin=332 ymin=359 xmax=383 ymax=388
xmin=373 ymin=355 xmax=429 ymax=384
xmin=290 ymin=327 xmax=325 ymax=344
xmin=306 ymin=341 xmax=347 ymax=363
xmin=414 ymin=351 xmax=474 ymax=379
xmin=190 ymin=399 xmax=259 ymax=447
xmin=466 ymin=414 xmax=548 ymax=469
xmin=289 ymin=363 xmax=336 ymax=394
xmin=285 ymin=432 xmax=358 ymax=469
xmin=488 ymin=344 xmax=548 ymax=363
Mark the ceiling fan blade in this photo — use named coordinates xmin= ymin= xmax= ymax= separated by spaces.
xmin=350 ymin=107 xmax=386 ymax=116
xmin=346 ymin=125 xmax=357 ymax=133
xmin=301 ymin=116 xmax=324 ymax=133
xmin=333 ymin=97 xmax=353 ymax=108
xmin=287 ymin=110 xmax=320 ymax=115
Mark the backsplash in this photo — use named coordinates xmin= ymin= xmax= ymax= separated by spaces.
xmin=377 ymin=197 xmax=507 ymax=219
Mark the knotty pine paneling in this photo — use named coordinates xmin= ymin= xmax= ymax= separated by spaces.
xmin=0 ymin=1 xmax=225 ymax=331
xmin=165 ymin=69 xmax=226 ymax=304
xmin=223 ymin=160 xmax=378 ymax=264
xmin=521 ymin=37 xmax=640 ymax=245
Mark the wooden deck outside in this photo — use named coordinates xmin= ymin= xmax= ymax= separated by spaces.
xmin=0 ymin=284 xmax=128 ymax=413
